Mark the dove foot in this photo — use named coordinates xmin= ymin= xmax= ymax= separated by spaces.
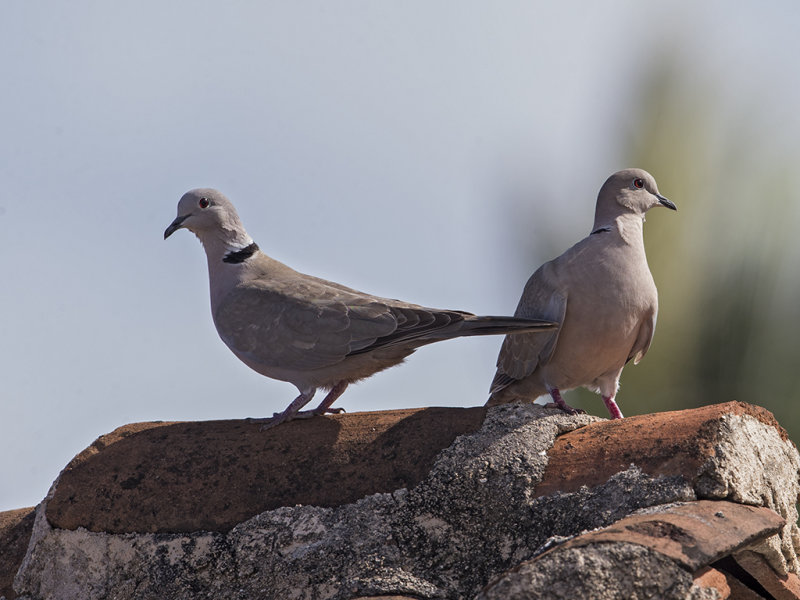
xmin=546 ymin=388 xmax=585 ymax=416
xmin=257 ymin=407 xmax=346 ymax=430
xmin=310 ymin=381 xmax=349 ymax=416
xmin=284 ymin=410 xmax=318 ymax=420
xmin=280 ymin=406 xmax=347 ymax=419
xmin=543 ymin=402 xmax=586 ymax=415
xmin=255 ymin=384 xmax=350 ymax=431
xmin=282 ymin=407 xmax=346 ymax=418
xmin=257 ymin=411 xmax=301 ymax=431
xmin=256 ymin=389 xmax=318 ymax=430
xmin=258 ymin=411 xmax=312 ymax=431
xmin=315 ymin=406 xmax=346 ymax=415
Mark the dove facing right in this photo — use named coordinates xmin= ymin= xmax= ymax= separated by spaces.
xmin=488 ymin=168 xmax=676 ymax=419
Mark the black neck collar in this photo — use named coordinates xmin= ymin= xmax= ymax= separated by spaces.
xmin=223 ymin=242 xmax=259 ymax=264
xmin=590 ymin=226 xmax=611 ymax=235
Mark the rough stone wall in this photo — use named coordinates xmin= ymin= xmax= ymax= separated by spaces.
xmin=6 ymin=402 xmax=800 ymax=600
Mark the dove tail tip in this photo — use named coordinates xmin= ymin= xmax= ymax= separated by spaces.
xmin=459 ymin=316 xmax=557 ymax=336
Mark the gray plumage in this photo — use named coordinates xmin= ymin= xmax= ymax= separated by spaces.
xmin=165 ymin=189 xmax=556 ymax=427
xmin=488 ymin=169 xmax=676 ymax=419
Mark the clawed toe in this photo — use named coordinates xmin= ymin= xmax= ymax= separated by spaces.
xmin=254 ymin=384 xmax=348 ymax=432
xmin=292 ymin=411 xmax=318 ymax=420
xmin=545 ymin=388 xmax=586 ymax=416
xmin=248 ymin=415 xmax=288 ymax=431
xmin=254 ymin=407 xmax=344 ymax=431
xmin=257 ymin=411 xmax=298 ymax=431
xmin=543 ymin=402 xmax=585 ymax=416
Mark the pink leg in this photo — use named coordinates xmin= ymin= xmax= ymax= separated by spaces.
xmin=602 ymin=395 xmax=624 ymax=419
xmin=257 ymin=389 xmax=316 ymax=431
xmin=257 ymin=383 xmax=350 ymax=431
xmin=545 ymin=388 xmax=585 ymax=416
xmin=310 ymin=381 xmax=349 ymax=415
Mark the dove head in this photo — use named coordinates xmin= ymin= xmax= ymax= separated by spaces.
xmin=593 ymin=168 xmax=676 ymax=230
xmin=164 ymin=188 xmax=254 ymax=253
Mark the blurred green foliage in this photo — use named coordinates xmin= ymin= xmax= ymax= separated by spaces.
xmin=559 ymin=55 xmax=800 ymax=437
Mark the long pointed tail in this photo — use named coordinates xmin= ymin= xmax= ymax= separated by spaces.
xmin=454 ymin=315 xmax=557 ymax=337
xmin=347 ymin=313 xmax=556 ymax=356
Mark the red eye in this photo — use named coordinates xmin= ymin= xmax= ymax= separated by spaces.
xmin=199 ymin=197 xmax=210 ymax=208
xmin=633 ymin=178 xmax=644 ymax=189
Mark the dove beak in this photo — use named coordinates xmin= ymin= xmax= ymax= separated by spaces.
xmin=164 ymin=215 xmax=190 ymax=239
xmin=656 ymin=194 xmax=677 ymax=211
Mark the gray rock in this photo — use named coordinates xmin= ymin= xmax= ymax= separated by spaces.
xmin=694 ymin=414 xmax=800 ymax=574
xmin=476 ymin=542 xmax=706 ymax=600
xmin=11 ymin=404 xmax=800 ymax=600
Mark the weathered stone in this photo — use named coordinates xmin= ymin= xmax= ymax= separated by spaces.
xmin=536 ymin=402 xmax=787 ymax=496
xmin=477 ymin=542 xmax=702 ymax=600
xmin=46 ymin=407 xmax=488 ymax=534
xmin=536 ymin=401 xmax=800 ymax=574
xmin=696 ymin=413 xmax=800 ymax=574
xmin=0 ymin=508 xmax=35 ymax=600
xmin=536 ymin=501 xmax=784 ymax=572
xmin=692 ymin=567 xmax=734 ymax=600
xmin=480 ymin=501 xmax=784 ymax=600
xmin=8 ymin=401 xmax=800 ymax=600
xmin=735 ymin=550 xmax=800 ymax=600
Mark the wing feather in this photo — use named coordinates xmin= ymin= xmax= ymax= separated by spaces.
xmin=213 ymin=277 xmax=469 ymax=371
xmin=491 ymin=263 xmax=566 ymax=392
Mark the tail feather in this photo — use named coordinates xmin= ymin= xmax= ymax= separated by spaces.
xmin=456 ymin=315 xmax=557 ymax=337
xmin=347 ymin=313 xmax=555 ymax=357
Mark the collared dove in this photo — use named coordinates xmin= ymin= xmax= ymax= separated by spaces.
xmin=165 ymin=189 xmax=557 ymax=428
xmin=488 ymin=168 xmax=676 ymax=419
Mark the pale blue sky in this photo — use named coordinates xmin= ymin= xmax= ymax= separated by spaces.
xmin=2 ymin=2 xmax=799 ymax=511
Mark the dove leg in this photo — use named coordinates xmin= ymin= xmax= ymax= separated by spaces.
xmin=258 ymin=389 xmax=317 ymax=430
xmin=545 ymin=388 xmax=585 ymax=416
xmin=602 ymin=395 xmax=624 ymax=419
xmin=258 ymin=383 xmax=349 ymax=430
xmin=310 ymin=381 xmax=349 ymax=415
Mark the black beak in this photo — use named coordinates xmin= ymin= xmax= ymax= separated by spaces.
xmin=657 ymin=194 xmax=677 ymax=211
xmin=164 ymin=215 xmax=189 ymax=239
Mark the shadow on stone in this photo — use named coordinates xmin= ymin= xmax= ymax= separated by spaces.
xmin=46 ymin=407 xmax=487 ymax=534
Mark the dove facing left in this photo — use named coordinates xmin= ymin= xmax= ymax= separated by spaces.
xmin=165 ymin=188 xmax=556 ymax=428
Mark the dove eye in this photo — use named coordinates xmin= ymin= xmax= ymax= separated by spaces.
xmin=198 ymin=197 xmax=210 ymax=209
xmin=633 ymin=178 xmax=644 ymax=189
